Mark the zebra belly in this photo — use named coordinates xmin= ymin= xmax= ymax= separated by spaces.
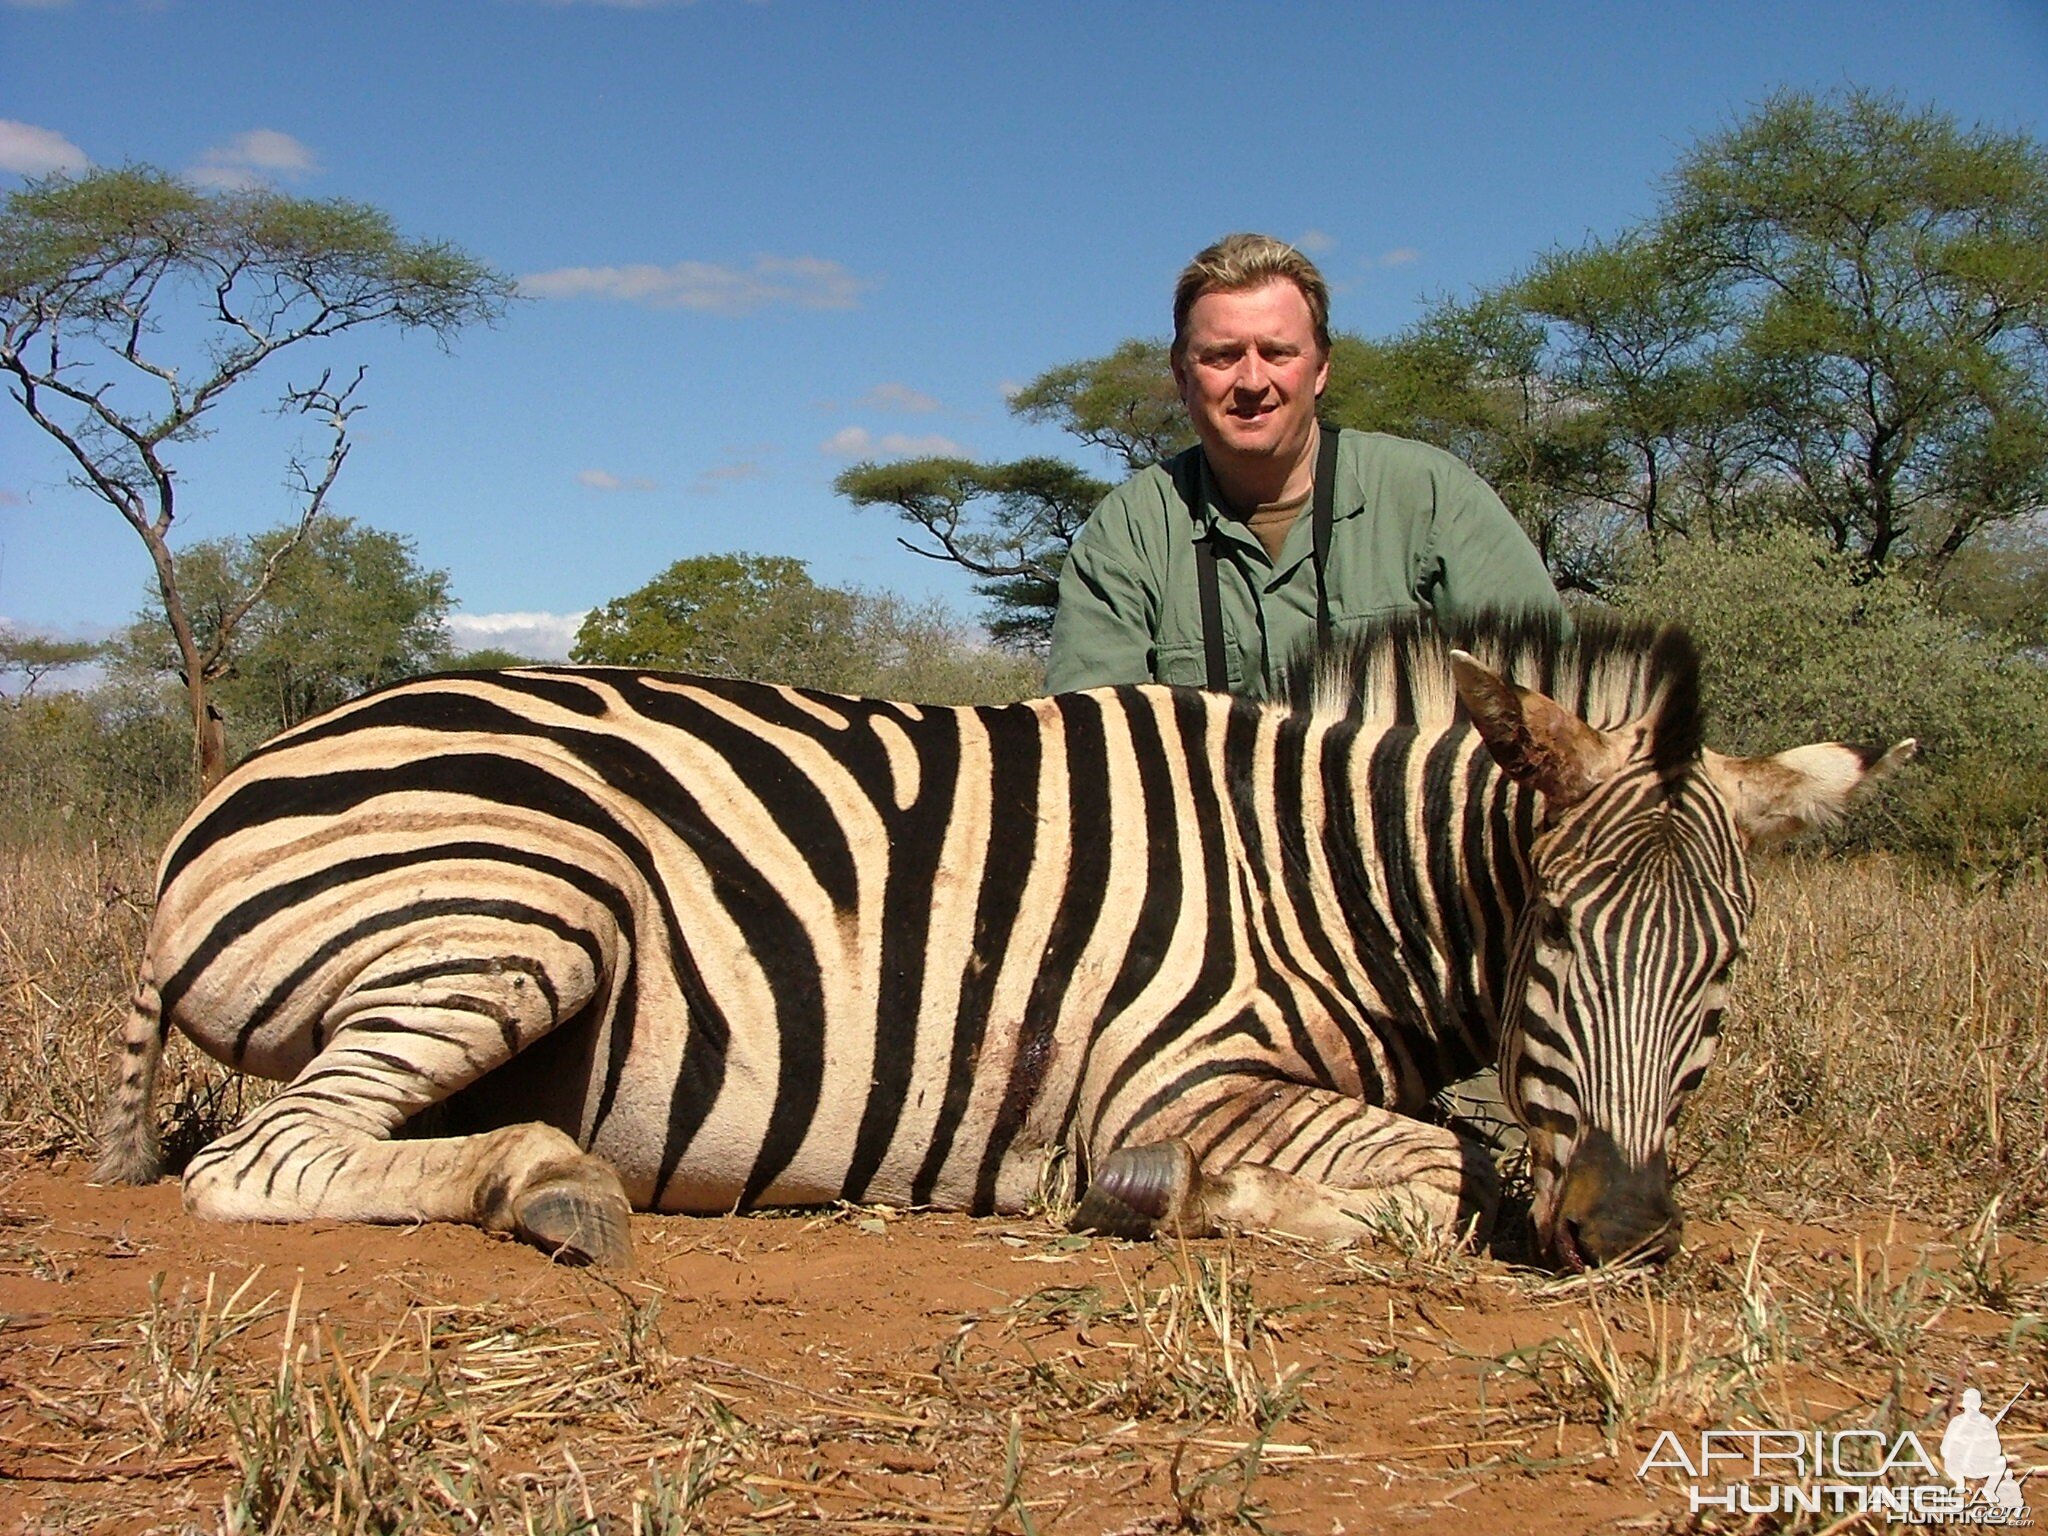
xmin=572 ymin=984 xmax=1095 ymax=1216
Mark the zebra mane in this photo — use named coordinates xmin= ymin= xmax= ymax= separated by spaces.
xmin=1272 ymin=609 xmax=1705 ymax=779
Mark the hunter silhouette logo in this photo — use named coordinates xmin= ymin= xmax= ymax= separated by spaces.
xmin=1943 ymin=1390 xmax=2029 ymax=1516
xmin=1639 ymin=1385 xmax=2033 ymax=1525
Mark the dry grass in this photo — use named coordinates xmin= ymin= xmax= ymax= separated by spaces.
xmin=1683 ymin=852 xmax=2048 ymax=1228
xmin=1 ymin=833 xmax=2045 ymax=1533
xmin=0 ymin=838 xmax=256 ymax=1170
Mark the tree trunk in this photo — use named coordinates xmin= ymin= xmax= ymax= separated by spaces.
xmin=151 ymin=539 xmax=230 ymax=794
xmin=190 ymin=673 xmax=228 ymax=791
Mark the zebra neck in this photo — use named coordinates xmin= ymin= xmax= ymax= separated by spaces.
xmin=1293 ymin=720 xmax=1533 ymax=1096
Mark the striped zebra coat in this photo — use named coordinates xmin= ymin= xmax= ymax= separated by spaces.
xmin=93 ymin=614 xmax=1908 ymax=1269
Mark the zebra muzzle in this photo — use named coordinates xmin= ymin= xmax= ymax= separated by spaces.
xmin=1070 ymin=1140 xmax=1198 ymax=1239
xmin=1553 ymin=1130 xmax=1682 ymax=1270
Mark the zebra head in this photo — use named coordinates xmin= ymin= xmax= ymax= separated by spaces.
xmin=1449 ymin=644 xmax=1912 ymax=1270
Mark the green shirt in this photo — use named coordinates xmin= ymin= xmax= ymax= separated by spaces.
xmin=1046 ymin=429 xmax=1564 ymax=697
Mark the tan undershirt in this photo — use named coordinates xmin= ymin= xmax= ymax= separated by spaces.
xmin=1237 ymin=491 xmax=1311 ymax=562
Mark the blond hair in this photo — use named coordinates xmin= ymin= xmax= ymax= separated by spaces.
xmin=1171 ymin=234 xmax=1332 ymax=362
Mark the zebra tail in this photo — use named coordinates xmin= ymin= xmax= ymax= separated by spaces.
xmin=89 ymin=967 xmax=165 ymax=1186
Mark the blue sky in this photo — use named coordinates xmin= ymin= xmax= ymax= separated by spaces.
xmin=5 ymin=0 xmax=2046 ymax=660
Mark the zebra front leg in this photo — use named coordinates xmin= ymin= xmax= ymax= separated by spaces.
xmin=1073 ymin=1083 xmax=1497 ymax=1247
xmin=181 ymin=967 xmax=632 ymax=1267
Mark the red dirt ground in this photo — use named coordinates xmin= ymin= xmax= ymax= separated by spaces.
xmin=1 ymin=1155 xmax=2040 ymax=1535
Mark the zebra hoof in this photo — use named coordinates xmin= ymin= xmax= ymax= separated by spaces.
xmin=513 ymin=1172 xmax=634 ymax=1269
xmin=1071 ymin=1141 xmax=1197 ymax=1239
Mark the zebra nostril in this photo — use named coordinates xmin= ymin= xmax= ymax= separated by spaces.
xmin=1557 ymin=1218 xmax=1591 ymax=1272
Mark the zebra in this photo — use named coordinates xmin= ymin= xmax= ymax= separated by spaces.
xmin=91 ymin=612 xmax=1908 ymax=1270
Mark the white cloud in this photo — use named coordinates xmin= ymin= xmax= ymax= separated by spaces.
xmin=0 ymin=119 xmax=88 ymax=176
xmin=1378 ymin=247 xmax=1421 ymax=268
xmin=519 ymin=256 xmax=872 ymax=315
xmin=857 ymin=382 xmax=940 ymax=413
xmin=820 ymin=427 xmax=967 ymax=460
xmin=689 ymin=459 xmax=766 ymax=495
xmin=191 ymin=129 xmax=319 ymax=190
xmin=446 ymin=611 xmax=587 ymax=662
xmin=1296 ymin=229 xmax=1335 ymax=255
xmin=577 ymin=468 xmax=660 ymax=493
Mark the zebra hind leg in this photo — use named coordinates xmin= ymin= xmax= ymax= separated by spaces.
xmin=1074 ymin=1085 xmax=1498 ymax=1249
xmin=178 ymin=953 xmax=633 ymax=1268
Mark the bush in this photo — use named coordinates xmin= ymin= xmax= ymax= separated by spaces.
xmin=0 ymin=684 xmax=195 ymax=848
xmin=1610 ymin=527 xmax=2048 ymax=877
xmin=575 ymin=553 xmax=1044 ymax=704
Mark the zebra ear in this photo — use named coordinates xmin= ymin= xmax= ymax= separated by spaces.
xmin=1702 ymin=739 xmax=1917 ymax=844
xmin=1449 ymin=650 xmax=1626 ymax=810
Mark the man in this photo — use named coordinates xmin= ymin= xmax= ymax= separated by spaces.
xmin=1048 ymin=233 xmax=1562 ymax=696
xmin=1047 ymin=234 xmax=1562 ymax=1160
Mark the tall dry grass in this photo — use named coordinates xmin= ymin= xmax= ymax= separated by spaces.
xmin=0 ymin=834 xmax=252 ymax=1168
xmin=1684 ymin=852 xmax=2048 ymax=1229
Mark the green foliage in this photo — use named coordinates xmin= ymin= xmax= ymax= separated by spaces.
xmin=573 ymin=552 xmax=830 ymax=672
xmin=1468 ymin=89 xmax=2048 ymax=584
xmin=574 ymin=553 xmax=1043 ymax=702
xmin=0 ymin=684 xmax=194 ymax=846
xmin=1612 ymin=527 xmax=2048 ymax=876
xmin=114 ymin=515 xmax=452 ymax=745
xmin=1927 ymin=522 xmax=2048 ymax=651
xmin=1007 ymin=338 xmax=1191 ymax=474
xmin=1320 ymin=310 xmax=1638 ymax=594
xmin=1667 ymin=89 xmax=2048 ymax=570
xmin=1508 ymin=236 xmax=1745 ymax=548
xmin=0 ymin=165 xmax=512 ymax=356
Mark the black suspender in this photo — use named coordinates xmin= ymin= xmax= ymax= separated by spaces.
xmin=1191 ymin=422 xmax=1341 ymax=692
xmin=1195 ymin=533 xmax=1228 ymax=692
xmin=1310 ymin=418 xmax=1339 ymax=650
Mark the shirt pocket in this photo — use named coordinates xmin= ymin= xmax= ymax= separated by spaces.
xmin=1154 ymin=638 xmax=1242 ymax=691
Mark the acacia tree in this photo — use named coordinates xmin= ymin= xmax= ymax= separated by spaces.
xmin=0 ymin=166 xmax=512 ymax=787
xmin=1495 ymin=90 xmax=2048 ymax=575
xmin=0 ymin=626 xmax=100 ymax=703
xmin=833 ymin=456 xmax=1109 ymax=650
xmin=1508 ymin=236 xmax=1744 ymax=549
xmin=1007 ymin=338 xmax=1191 ymax=475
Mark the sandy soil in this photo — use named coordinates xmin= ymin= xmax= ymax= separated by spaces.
xmin=1 ymin=1156 xmax=2040 ymax=1535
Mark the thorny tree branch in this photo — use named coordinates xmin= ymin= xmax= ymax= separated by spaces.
xmin=199 ymin=366 xmax=366 ymax=680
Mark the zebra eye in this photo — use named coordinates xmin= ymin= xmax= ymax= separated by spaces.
xmin=1532 ymin=901 xmax=1572 ymax=951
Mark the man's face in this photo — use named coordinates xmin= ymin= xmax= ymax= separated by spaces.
xmin=1172 ymin=278 xmax=1330 ymax=474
